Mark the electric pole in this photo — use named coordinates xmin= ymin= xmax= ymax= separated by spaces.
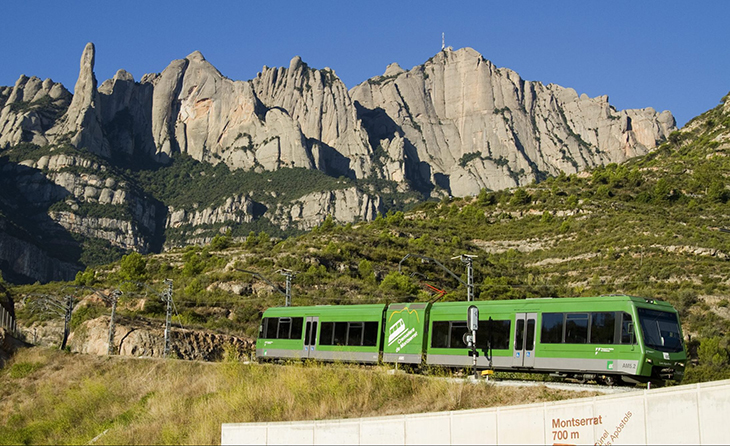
xmin=279 ymin=269 xmax=295 ymax=307
xmin=454 ymin=255 xmax=478 ymax=301
xmin=162 ymin=279 xmax=173 ymax=358
xmin=107 ymin=289 xmax=121 ymax=355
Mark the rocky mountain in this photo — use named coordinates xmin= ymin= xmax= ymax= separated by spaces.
xmin=351 ymin=48 xmax=675 ymax=196
xmin=0 ymin=43 xmax=675 ymax=283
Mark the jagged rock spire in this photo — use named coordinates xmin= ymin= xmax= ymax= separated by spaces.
xmin=52 ymin=42 xmax=110 ymax=157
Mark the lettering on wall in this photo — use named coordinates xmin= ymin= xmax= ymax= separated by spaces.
xmin=550 ymin=415 xmax=603 ymax=442
xmin=548 ymin=411 xmax=633 ymax=445
xmin=595 ymin=411 xmax=633 ymax=446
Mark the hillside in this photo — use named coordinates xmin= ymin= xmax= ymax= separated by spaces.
xmin=6 ymin=92 xmax=730 ymax=383
xmin=0 ymin=43 xmax=673 ymax=283
xmin=0 ymin=348 xmax=597 ymax=445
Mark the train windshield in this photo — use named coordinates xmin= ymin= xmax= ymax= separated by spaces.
xmin=637 ymin=308 xmax=684 ymax=353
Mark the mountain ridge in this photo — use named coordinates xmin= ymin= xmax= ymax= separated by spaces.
xmin=0 ymin=43 xmax=676 ymax=283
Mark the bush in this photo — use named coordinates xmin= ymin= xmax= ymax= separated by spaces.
xmin=510 ymin=189 xmax=531 ymax=206
xmin=119 ymin=252 xmax=147 ymax=282
xmin=379 ymin=272 xmax=419 ymax=297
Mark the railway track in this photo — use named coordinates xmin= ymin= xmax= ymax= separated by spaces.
xmin=473 ymin=377 xmax=641 ymax=394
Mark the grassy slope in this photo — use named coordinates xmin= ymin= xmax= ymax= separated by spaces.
xmin=0 ymin=348 xmax=596 ymax=445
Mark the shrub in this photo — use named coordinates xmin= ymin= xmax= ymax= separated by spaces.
xmin=379 ymin=272 xmax=419 ymax=297
xmin=119 ymin=252 xmax=146 ymax=282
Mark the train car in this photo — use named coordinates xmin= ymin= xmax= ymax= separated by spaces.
xmin=417 ymin=295 xmax=685 ymax=384
xmin=257 ymin=295 xmax=686 ymax=385
xmin=382 ymin=302 xmax=431 ymax=365
xmin=257 ymin=304 xmax=385 ymax=363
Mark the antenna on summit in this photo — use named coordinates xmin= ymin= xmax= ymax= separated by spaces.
xmin=442 ymin=32 xmax=445 ymax=50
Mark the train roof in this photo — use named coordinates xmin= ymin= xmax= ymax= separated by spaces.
xmin=260 ymin=295 xmax=678 ymax=315
xmin=261 ymin=303 xmax=386 ymax=317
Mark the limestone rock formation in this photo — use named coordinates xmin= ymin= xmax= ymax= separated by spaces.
xmin=0 ymin=222 xmax=81 ymax=283
xmin=98 ymin=69 xmax=155 ymax=158
xmin=68 ymin=315 xmax=254 ymax=361
xmin=350 ymin=47 xmax=676 ymax=196
xmin=0 ymin=75 xmax=71 ymax=148
xmin=0 ymin=43 xmax=679 ymax=281
xmin=2 ymin=152 xmax=158 ymax=254
xmin=277 ymin=187 xmax=383 ymax=231
xmin=145 ymin=51 xmax=313 ymax=170
xmin=252 ymin=56 xmax=373 ymax=178
xmin=166 ymin=195 xmax=255 ymax=228
xmin=49 ymin=43 xmax=110 ymax=157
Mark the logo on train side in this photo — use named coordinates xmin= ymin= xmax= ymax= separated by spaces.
xmin=387 ymin=308 xmax=420 ymax=352
xmin=388 ymin=318 xmax=407 ymax=346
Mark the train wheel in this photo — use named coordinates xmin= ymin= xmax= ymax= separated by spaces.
xmin=601 ymin=375 xmax=617 ymax=386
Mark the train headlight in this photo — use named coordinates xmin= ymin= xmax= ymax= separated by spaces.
xmin=646 ymin=358 xmax=653 ymax=364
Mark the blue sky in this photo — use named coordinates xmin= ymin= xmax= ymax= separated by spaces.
xmin=1 ymin=1 xmax=727 ymax=127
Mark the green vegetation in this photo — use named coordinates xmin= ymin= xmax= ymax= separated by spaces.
xmin=0 ymin=348 xmax=597 ymax=445
xmin=129 ymin=154 xmax=351 ymax=210
xmin=7 ymin=95 xmax=68 ymax=124
xmin=458 ymin=151 xmax=482 ymax=167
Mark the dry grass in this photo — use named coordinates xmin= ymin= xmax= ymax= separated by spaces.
xmin=0 ymin=348 xmax=598 ymax=445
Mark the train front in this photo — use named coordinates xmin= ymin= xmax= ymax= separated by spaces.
xmin=635 ymin=302 xmax=687 ymax=383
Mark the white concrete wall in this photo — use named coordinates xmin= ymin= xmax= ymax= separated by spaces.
xmin=222 ymin=379 xmax=730 ymax=445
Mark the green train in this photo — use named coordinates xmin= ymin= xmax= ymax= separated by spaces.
xmin=256 ymin=295 xmax=686 ymax=385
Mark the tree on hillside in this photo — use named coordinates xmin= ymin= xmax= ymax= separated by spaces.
xmin=119 ymin=252 xmax=147 ymax=282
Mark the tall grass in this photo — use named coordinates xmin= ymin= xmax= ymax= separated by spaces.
xmin=0 ymin=348 xmax=597 ymax=445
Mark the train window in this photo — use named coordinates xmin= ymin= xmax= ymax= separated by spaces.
xmin=450 ymin=322 xmax=469 ymax=348
xmin=311 ymin=322 xmax=318 ymax=344
xmin=432 ymin=320 xmax=503 ymax=349
xmin=348 ymin=322 xmax=364 ymax=346
xmin=620 ymin=312 xmax=634 ymax=344
xmin=268 ymin=318 xmax=279 ymax=339
xmin=541 ymin=313 xmax=564 ymax=343
xmin=431 ymin=321 xmax=450 ymax=348
xmin=478 ymin=319 xmax=511 ymax=350
xmin=261 ymin=317 xmax=275 ymax=338
xmin=565 ymin=313 xmax=589 ymax=344
xmin=277 ymin=318 xmax=292 ymax=339
xmin=590 ymin=312 xmax=616 ymax=344
xmin=304 ymin=321 xmax=312 ymax=345
xmin=526 ymin=319 xmax=535 ymax=350
xmin=333 ymin=322 xmax=348 ymax=346
xmin=515 ymin=319 xmax=525 ymax=351
xmin=290 ymin=317 xmax=304 ymax=340
xmin=320 ymin=322 xmax=334 ymax=345
xmin=637 ymin=308 xmax=683 ymax=352
xmin=319 ymin=321 xmax=377 ymax=346
xmin=363 ymin=322 xmax=379 ymax=347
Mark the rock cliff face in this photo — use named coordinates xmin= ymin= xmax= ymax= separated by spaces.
xmin=0 ymin=75 xmax=71 ymax=148
xmin=0 ymin=43 xmax=676 ymax=282
xmin=68 ymin=315 xmax=254 ymax=361
xmin=274 ymin=187 xmax=382 ymax=231
xmin=146 ymin=51 xmax=315 ymax=171
xmin=252 ymin=57 xmax=374 ymax=178
xmin=49 ymin=43 xmax=110 ymax=157
xmin=350 ymin=48 xmax=676 ymax=196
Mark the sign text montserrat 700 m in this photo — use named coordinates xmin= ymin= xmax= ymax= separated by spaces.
xmin=548 ymin=411 xmax=633 ymax=445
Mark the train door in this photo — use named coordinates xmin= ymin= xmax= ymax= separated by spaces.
xmin=512 ymin=313 xmax=537 ymax=367
xmin=303 ymin=316 xmax=319 ymax=358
